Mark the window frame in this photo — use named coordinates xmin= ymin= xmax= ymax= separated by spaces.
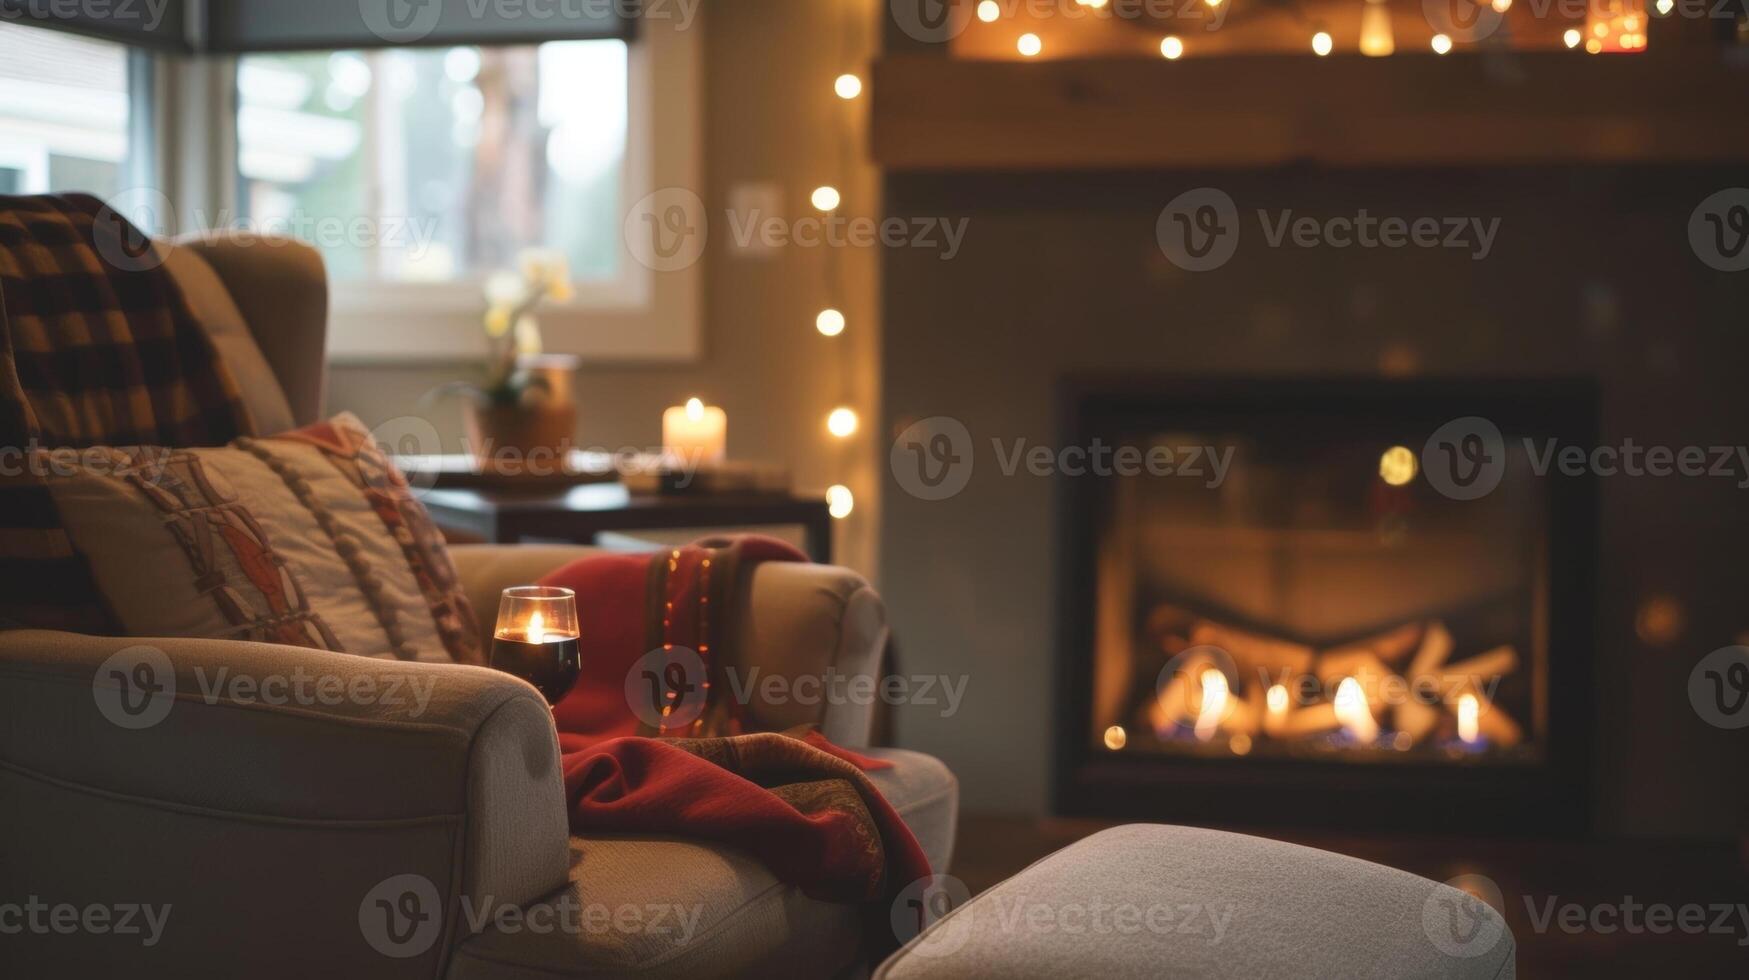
xmin=158 ymin=18 xmax=702 ymax=366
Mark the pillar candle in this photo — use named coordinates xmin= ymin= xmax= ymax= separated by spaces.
xmin=663 ymin=398 xmax=727 ymax=465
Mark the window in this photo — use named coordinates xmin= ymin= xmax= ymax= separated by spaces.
xmin=236 ymin=41 xmax=628 ymax=287
xmin=0 ymin=23 xmax=146 ymax=199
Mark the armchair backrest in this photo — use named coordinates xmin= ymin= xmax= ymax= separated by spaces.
xmin=168 ymin=233 xmax=329 ymax=430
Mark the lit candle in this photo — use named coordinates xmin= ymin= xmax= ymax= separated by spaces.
xmin=1457 ymin=692 xmax=1481 ymax=746
xmin=1334 ymin=676 xmax=1379 ymax=744
xmin=1265 ymin=683 xmax=1290 ymax=735
xmin=663 ymin=397 xmax=727 ymax=465
xmin=1193 ymin=669 xmax=1230 ymax=742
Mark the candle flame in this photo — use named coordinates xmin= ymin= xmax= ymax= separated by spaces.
xmin=527 ymin=610 xmax=546 ymax=645
xmin=685 ymin=397 xmax=705 ymax=422
xmin=1334 ymin=677 xmax=1379 ymax=743
xmin=1458 ymin=692 xmax=1480 ymax=745
xmin=1194 ymin=669 xmax=1229 ymax=742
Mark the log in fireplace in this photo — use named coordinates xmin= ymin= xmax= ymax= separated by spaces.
xmin=1054 ymin=377 xmax=1597 ymax=834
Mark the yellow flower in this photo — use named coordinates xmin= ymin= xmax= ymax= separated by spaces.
xmin=485 ymin=305 xmax=512 ymax=337
xmin=518 ymin=248 xmax=572 ymax=299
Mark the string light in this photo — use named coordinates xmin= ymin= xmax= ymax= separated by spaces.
xmin=1160 ymin=35 xmax=1184 ymax=60
xmin=1491 ymin=0 xmax=1512 ymax=11
xmin=977 ymin=0 xmax=1000 ymax=21
xmin=1654 ymin=0 xmax=1673 ymax=13
xmin=816 ymin=308 xmax=845 ymax=337
xmin=1017 ymin=33 xmax=1042 ymax=57
xmin=1563 ymin=28 xmax=1582 ymax=47
xmin=826 ymin=485 xmax=855 ymax=519
xmin=1311 ymin=31 xmax=1334 ymax=56
xmin=827 ymin=407 xmax=859 ymax=438
xmin=810 ymin=185 xmax=841 ymax=211
xmin=833 ymin=73 xmax=862 ymax=100
xmin=1359 ymin=0 xmax=1395 ymax=57
xmin=1430 ymin=33 xmax=1453 ymax=54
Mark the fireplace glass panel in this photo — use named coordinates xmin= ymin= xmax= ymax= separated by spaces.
xmin=1091 ymin=426 xmax=1550 ymax=766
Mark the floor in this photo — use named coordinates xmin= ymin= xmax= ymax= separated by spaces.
xmin=952 ymin=815 xmax=1749 ymax=979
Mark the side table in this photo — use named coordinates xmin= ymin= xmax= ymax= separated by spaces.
xmin=419 ymin=484 xmax=834 ymax=564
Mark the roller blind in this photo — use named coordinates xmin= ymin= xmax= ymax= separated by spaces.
xmin=0 ymin=0 xmax=194 ymax=52
xmin=0 ymin=0 xmax=639 ymax=54
xmin=206 ymin=0 xmax=640 ymax=52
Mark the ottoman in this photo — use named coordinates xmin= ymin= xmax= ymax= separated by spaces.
xmin=875 ymin=824 xmax=1515 ymax=980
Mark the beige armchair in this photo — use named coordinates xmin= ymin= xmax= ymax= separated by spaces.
xmin=0 ymin=234 xmax=957 ymax=979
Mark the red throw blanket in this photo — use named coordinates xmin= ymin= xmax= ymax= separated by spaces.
xmin=536 ymin=537 xmax=930 ymax=911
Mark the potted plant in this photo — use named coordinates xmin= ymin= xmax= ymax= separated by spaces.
xmin=432 ymin=250 xmax=580 ymax=470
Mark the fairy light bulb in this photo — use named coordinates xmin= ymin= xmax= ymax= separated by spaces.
xmin=833 ymin=74 xmax=862 ymax=100
xmin=1017 ymin=33 xmax=1042 ymax=57
xmin=1160 ymin=35 xmax=1184 ymax=60
xmin=1491 ymin=0 xmax=1512 ymax=11
xmin=816 ymin=309 xmax=846 ymax=337
xmin=1563 ymin=28 xmax=1582 ymax=47
xmin=826 ymin=485 xmax=854 ymax=519
xmin=977 ymin=0 xmax=1000 ymax=21
xmin=1359 ymin=0 xmax=1395 ymax=57
xmin=810 ymin=186 xmax=841 ymax=211
xmin=827 ymin=407 xmax=859 ymax=438
xmin=1430 ymin=33 xmax=1453 ymax=54
xmin=1311 ymin=31 xmax=1334 ymax=56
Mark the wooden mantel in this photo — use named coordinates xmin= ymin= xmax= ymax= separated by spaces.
xmin=870 ymin=50 xmax=1749 ymax=171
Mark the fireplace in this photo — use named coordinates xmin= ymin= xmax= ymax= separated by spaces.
xmin=1054 ymin=377 xmax=1597 ymax=834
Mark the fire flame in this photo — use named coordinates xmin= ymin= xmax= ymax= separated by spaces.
xmin=1334 ymin=676 xmax=1379 ymax=743
xmin=527 ymin=610 xmax=546 ymax=645
xmin=1457 ymin=692 xmax=1480 ymax=745
xmin=1194 ymin=669 xmax=1229 ymax=742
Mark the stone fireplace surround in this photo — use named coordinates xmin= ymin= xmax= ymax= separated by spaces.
xmin=879 ymin=167 xmax=1749 ymax=840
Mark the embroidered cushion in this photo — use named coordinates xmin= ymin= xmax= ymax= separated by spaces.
xmin=25 ymin=413 xmax=480 ymax=664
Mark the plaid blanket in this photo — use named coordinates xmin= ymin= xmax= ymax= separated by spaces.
xmin=0 ymin=193 xmax=251 ymax=630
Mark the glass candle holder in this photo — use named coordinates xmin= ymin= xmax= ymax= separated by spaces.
xmin=490 ymin=586 xmax=582 ymax=706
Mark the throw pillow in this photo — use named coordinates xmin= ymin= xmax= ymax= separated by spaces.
xmin=27 ymin=413 xmax=480 ymax=664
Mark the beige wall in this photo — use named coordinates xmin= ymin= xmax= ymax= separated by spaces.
xmin=327 ymin=0 xmax=883 ymax=577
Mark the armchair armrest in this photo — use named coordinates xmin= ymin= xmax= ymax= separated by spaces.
xmin=0 ymin=629 xmax=568 ymax=976
xmin=450 ymin=544 xmax=891 ymax=746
